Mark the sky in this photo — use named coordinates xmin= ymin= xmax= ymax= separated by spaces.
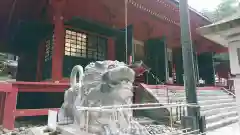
xmin=188 ymin=0 xmax=222 ymax=11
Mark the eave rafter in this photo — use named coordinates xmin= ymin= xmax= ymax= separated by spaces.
xmin=127 ymin=0 xmax=205 ymax=40
xmin=128 ymin=0 xmax=179 ymax=26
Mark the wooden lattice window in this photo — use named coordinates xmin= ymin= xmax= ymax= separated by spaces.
xmin=88 ymin=35 xmax=107 ymax=60
xmin=43 ymin=35 xmax=54 ymax=80
xmin=65 ymin=30 xmax=87 ymax=57
xmin=64 ymin=29 xmax=107 ymax=60
xmin=44 ymin=36 xmax=54 ymax=62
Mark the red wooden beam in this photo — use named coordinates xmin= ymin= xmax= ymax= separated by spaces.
xmin=0 ymin=93 xmax=6 ymax=124
xmin=0 ymin=83 xmax=12 ymax=92
xmin=15 ymin=108 xmax=60 ymax=117
xmin=12 ymin=81 xmax=69 ymax=92
xmin=3 ymin=85 xmax=18 ymax=130
xmin=12 ymin=81 xmax=69 ymax=86
xmin=18 ymin=88 xmax=66 ymax=92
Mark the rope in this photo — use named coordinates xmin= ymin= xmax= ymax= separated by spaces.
xmin=148 ymin=71 xmax=165 ymax=85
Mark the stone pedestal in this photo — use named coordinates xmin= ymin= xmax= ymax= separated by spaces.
xmin=228 ymin=40 xmax=240 ymax=75
xmin=233 ymin=77 xmax=240 ymax=123
xmin=28 ymin=126 xmax=50 ymax=135
xmin=57 ymin=124 xmax=92 ymax=135
xmin=28 ymin=125 xmax=92 ymax=135
xmin=227 ymin=38 xmax=240 ymax=125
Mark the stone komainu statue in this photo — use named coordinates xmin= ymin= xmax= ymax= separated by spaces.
xmin=58 ymin=60 xmax=150 ymax=135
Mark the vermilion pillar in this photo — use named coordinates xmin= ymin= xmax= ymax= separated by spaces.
xmin=107 ymin=38 xmax=115 ymax=60
xmin=3 ymin=85 xmax=18 ymax=129
xmin=51 ymin=0 xmax=66 ymax=81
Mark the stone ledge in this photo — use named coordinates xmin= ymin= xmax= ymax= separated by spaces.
xmin=57 ymin=124 xmax=93 ymax=135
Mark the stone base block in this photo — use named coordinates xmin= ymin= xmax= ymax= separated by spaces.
xmin=27 ymin=126 xmax=49 ymax=135
xmin=57 ymin=124 xmax=93 ymax=135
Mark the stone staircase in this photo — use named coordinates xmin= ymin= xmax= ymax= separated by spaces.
xmin=139 ymin=84 xmax=239 ymax=131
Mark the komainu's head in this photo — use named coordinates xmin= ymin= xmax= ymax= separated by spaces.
xmin=82 ymin=60 xmax=135 ymax=104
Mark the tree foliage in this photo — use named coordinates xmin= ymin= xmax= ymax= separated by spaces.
xmin=202 ymin=0 xmax=239 ymax=22
xmin=201 ymin=0 xmax=239 ymax=62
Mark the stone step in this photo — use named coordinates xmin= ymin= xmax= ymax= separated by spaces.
xmin=148 ymin=90 xmax=227 ymax=96
xmin=156 ymin=96 xmax=232 ymax=104
xmin=166 ymin=93 xmax=227 ymax=98
xmin=155 ymin=95 xmax=232 ymax=103
xmin=156 ymin=93 xmax=231 ymax=98
xmin=150 ymin=89 xmax=225 ymax=93
xmin=153 ymin=92 xmax=231 ymax=98
xmin=201 ymin=106 xmax=237 ymax=116
xmin=168 ymin=90 xmax=226 ymax=93
xmin=198 ymin=98 xmax=235 ymax=106
xmin=161 ymin=98 xmax=235 ymax=105
xmin=201 ymin=102 xmax=236 ymax=111
xmin=144 ymin=87 xmax=238 ymax=131
xmin=206 ymin=115 xmax=239 ymax=131
xmin=169 ymin=94 xmax=227 ymax=99
xmin=165 ymin=89 xmax=224 ymax=93
xmin=206 ymin=111 xmax=238 ymax=124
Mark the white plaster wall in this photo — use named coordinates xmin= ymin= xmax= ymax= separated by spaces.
xmin=228 ymin=40 xmax=240 ymax=74
xmin=233 ymin=78 xmax=240 ymax=125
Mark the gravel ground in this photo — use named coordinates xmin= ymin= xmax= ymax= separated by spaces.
xmin=0 ymin=125 xmax=184 ymax=135
xmin=0 ymin=117 xmax=184 ymax=135
xmin=144 ymin=125 xmax=183 ymax=135
xmin=135 ymin=117 xmax=184 ymax=135
xmin=0 ymin=126 xmax=31 ymax=135
xmin=0 ymin=121 xmax=46 ymax=135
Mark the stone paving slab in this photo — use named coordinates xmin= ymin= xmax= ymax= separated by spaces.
xmin=207 ymin=123 xmax=240 ymax=135
xmin=27 ymin=126 xmax=49 ymax=135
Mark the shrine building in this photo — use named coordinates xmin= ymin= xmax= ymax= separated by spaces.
xmin=0 ymin=0 xmax=228 ymax=85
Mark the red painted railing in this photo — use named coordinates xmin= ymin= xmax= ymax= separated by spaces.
xmin=0 ymin=83 xmax=12 ymax=125
xmin=0 ymin=92 xmax=6 ymax=125
xmin=0 ymin=81 xmax=69 ymax=130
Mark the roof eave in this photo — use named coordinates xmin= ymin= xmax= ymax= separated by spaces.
xmin=169 ymin=0 xmax=211 ymax=23
xmin=196 ymin=12 xmax=240 ymax=47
